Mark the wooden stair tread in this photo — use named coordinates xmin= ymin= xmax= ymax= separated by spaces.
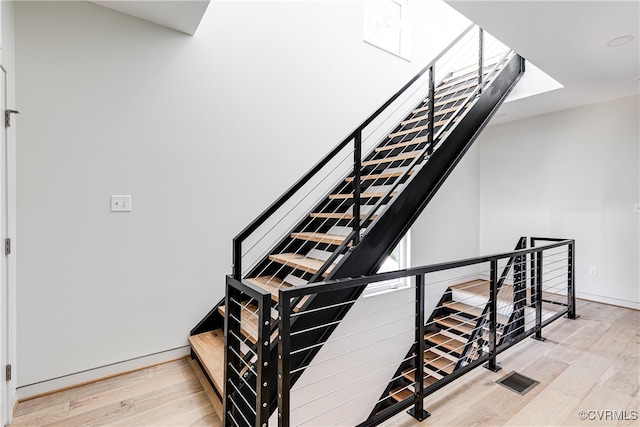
xmin=376 ymin=138 xmax=428 ymax=153
xmin=361 ymin=152 xmax=421 ymax=167
xmin=387 ymin=118 xmax=454 ymax=139
xmin=442 ymin=301 xmax=483 ymax=318
xmin=434 ymin=315 xmax=475 ymax=336
xmin=389 ymin=387 xmax=413 ymax=403
xmin=328 ymin=190 xmax=397 ymax=200
xmin=401 ymin=368 xmax=439 ymax=388
xmin=245 ymin=276 xmax=291 ymax=302
xmin=268 ymin=253 xmax=334 ymax=277
xmin=345 ymin=169 xmax=413 ymax=181
xmin=423 ymin=350 xmax=455 ymax=374
xmin=290 ymin=232 xmax=347 ymax=246
xmin=217 ymin=303 xmax=269 ymax=344
xmin=413 ymin=93 xmax=471 ymax=114
xmin=425 ymin=332 xmax=465 ymax=355
xmin=309 ymin=212 xmax=377 ymax=220
xmin=402 ymin=105 xmax=463 ymax=126
xmin=450 ymin=279 xmax=489 ymax=295
xmin=188 ymin=330 xmax=225 ymax=395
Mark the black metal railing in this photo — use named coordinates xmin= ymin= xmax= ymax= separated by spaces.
xmin=277 ymin=238 xmax=576 ymax=426
xmin=232 ymin=25 xmax=512 ymax=282
xmin=224 ymin=277 xmax=272 ymax=427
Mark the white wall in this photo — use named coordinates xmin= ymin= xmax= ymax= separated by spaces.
xmin=479 ymin=95 xmax=640 ymax=309
xmin=15 ymin=0 xmax=470 ymax=390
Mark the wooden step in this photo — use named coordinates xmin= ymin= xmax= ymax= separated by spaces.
xmin=268 ymin=253 xmax=334 ymax=277
xmin=401 ymin=368 xmax=439 ymax=388
xmin=450 ymin=279 xmax=489 ymax=296
xmin=290 ymin=232 xmax=347 ymax=246
xmin=442 ymin=301 xmax=484 ymax=318
xmin=328 ymin=190 xmax=397 ymax=200
xmin=217 ymin=304 xmax=263 ymax=344
xmin=361 ymin=152 xmax=421 ymax=167
xmin=245 ymin=276 xmax=291 ymax=302
xmin=413 ymin=93 xmax=471 ymax=114
xmin=376 ymin=138 xmax=427 ymax=153
xmin=389 ymin=386 xmax=413 ymax=403
xmin=401 ymin=105 xmax=460 ymax=126
xmin=345 ymin=169 xmax=413 ymax=181
xmin=387 ymin=118 xmax=451 ymax=139
xmin=188 ymin=330 xmax=225 ymax=395
xmin=432 ymin=80 xmax=477 ymax=99
xmin=309 ymin=212 xmax=377 ymax=220
xmin=425 ymin=332 xmax=465 ymax=355
xmin=424 ymin=350 xmax=455 ymax=374
xmin=434 ymin=315 xmax=475 ymax=336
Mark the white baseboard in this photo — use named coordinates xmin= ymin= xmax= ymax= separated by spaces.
xmin=576 ymin=292 xmax=640 ymax=310
xmin=16 ymin=346 xmax=191 ymax=401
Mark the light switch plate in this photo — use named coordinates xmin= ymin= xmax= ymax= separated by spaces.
xmin=111 ymin=195 xmax=131 ymax=212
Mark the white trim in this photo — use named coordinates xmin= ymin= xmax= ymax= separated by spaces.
xmin=16 ymin=346 xmax=190 ymax=400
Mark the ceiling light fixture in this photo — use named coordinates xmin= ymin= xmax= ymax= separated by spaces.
xmin=606 ymin=35 xmax=634 ymax=48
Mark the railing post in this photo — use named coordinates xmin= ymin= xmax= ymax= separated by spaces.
xmin=278 ymin=290 xmax=291 ymax=427
xmin=408 ymin=274 xmax=430 ymax=421
xmin=232 ymin=238 xmax=242 ymax=280
xmin=256 ymin=291 xmax=271 ymax=427
xmin=427 ymin=65 xmax=435 ymax=156
xmin=223 ymin=278 xmax=243 ymax=426
xmin=533 ymin=250 xmax=546 ymax=341
xmin=478 ymin=27 xmax=484 ymax=93
xmin=484 ymin=260 xmax=501 ymax=372
xmin=567 ymin=241 xmax=579 ymax=320
xmin=529 ymin=237 xmax=536 ymax=307
xmin=512 ymin=237 xmax=527 ymax=339
xmin=352 ymin=132 xmax=362 ymax=246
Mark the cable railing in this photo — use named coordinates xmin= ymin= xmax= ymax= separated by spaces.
xmin=232 ymin=25 xmax=513 ymax=287
xmin=276 ymin=237 xmax=577 ymax=427
xmin=218 ymin=23 xmax=525 ymax=427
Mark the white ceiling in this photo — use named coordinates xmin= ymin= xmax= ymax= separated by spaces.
xmin=89 ymin=0 xmax=210 ymax=35
xmin=89 ymin=0 xmax=638 ymax=123
xmin=446 ymin=0 xmax=640 ymax=124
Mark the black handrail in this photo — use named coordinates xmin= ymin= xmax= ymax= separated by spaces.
xmin=277 ymin=238 xmax=577 ymax=426
xmin=232 ymin=23 xmax=476 ymax=279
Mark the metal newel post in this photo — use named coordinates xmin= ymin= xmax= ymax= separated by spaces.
xmin=232 ymin=239 xmax=242 ymax=280
xmin=256 ymin=291 xmax=271 ymax=427
xmin=478 ymin=27 xmax=484 ymax=93
xmin=427 ymin=65 xmax=435 ymax=156
xmin=533 ymin=250 xmax=546 ymax=341
xmin=277 ymin=290 xmax=291 ymax=427
xmin=484 ymin=260 xmax=501 ymax=372
xmin=353 ymin=132 xmax=362 ymax=246
xmin=408 ymin=274 xmax=430 ymax=421
xmin=567 ymin=241 xmax=579 ymax=320
xmin=223 ymin=277 xmax=242 ymax=426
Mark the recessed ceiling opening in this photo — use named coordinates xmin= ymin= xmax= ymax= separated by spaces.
xmin=496 ymin=371 xmax=539 ymax=395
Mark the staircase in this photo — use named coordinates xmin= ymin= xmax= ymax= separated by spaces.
xmin=190 ymin=25 xmax=525 ymax=426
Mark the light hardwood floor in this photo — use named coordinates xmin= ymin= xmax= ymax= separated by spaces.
xmin=10 ymin=299 xmax=639 ymax=426
xmin=10 ymin=358 xmax=222 ymax=427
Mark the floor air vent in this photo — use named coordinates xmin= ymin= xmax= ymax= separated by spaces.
xmin=496 ymin=371 xmax=539 ymax=395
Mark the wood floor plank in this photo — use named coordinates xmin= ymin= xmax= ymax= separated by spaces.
xmin=7 ymin=402 xmax=69 ymax=427
xmin=45 ymin=398 xmax=136 ymax=427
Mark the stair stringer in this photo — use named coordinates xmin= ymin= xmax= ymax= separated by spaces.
xmin=280 ymin=54 xmax=525 ymax=418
